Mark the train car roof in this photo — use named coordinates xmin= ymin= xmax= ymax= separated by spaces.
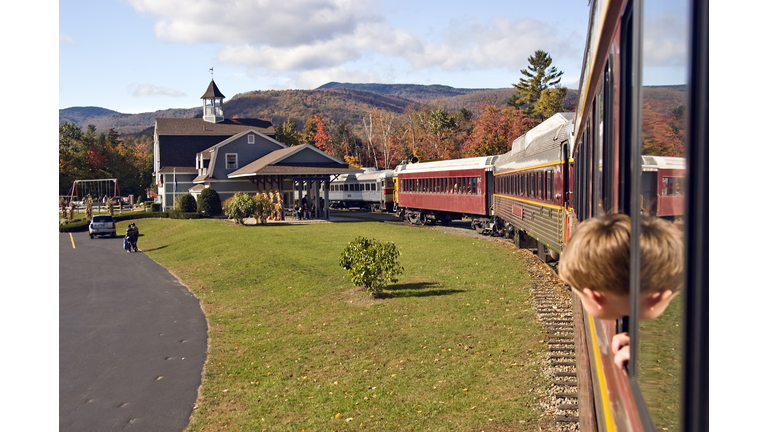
xmin=495 ymin=113 xmax=573 ymax=171
xmin=641 ymin=155 xmax=686 ymax=171
xmin=394 ymin=156 xmax=498 ymax=174
xmin=356 ymin=169 xmax=395 ymax=181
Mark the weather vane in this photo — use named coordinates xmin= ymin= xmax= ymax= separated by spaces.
xmin=209 ymin=67 xmax=214 ymax=76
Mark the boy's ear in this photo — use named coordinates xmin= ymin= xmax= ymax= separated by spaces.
xmin=582 ymin=288 xmax=606 ymax=308
xmin=643 ymin=289 xmax=675 ymax=310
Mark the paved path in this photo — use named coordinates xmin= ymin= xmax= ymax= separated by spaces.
xmin=60 ymin=231 xmax=208 ymax=432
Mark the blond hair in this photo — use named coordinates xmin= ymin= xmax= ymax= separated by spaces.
xmin=559 ymin=213 xmax=683 ymax=295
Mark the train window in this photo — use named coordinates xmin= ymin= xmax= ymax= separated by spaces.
xmin=546 ymin=171 xmax=552 ymax=201
xmin=527 ymin=173 xmax=531 ymax=197
xmin=538 ymin=172 xmax=543 ymax=200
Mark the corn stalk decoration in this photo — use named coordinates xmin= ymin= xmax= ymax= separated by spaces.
xmin=84 ymin=195 xmax=94 ymax=220
xmin=68 ymin=202 xmax=76 ymax=223
xmin=61 ymin=198 xmax=68 ymax=222
xmin=107 ymin=198 xmax=114 ymax=217
xmin=253 ymin=193 xmax=274 ymax=225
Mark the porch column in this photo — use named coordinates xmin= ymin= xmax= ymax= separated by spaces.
xmin=324 ymin=180 xmax=330 ymax=219
xmin=313 ymin=180 xmax=320 ymax=219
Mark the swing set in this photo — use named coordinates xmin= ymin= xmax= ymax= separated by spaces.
xmin=65 ymin=179 xmax=120 ymax=207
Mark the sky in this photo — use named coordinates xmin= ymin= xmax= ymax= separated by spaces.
xmin=59 ymin=0 xmax=690 ymax=114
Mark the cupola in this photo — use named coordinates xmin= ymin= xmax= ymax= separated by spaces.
xmin=201 ymin=79 xmax=225 ymax=123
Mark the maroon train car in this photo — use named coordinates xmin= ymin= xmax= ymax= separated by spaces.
xmin=394 ymin=156 xmax=498 ymax=230
xmin=641 ymin=156 xmax=686 ymax=219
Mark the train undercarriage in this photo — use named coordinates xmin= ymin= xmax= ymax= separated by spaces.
xmin=400 ymin=208 xmax=561 ymax=265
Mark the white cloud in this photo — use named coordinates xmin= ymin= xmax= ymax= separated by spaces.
xmin=288 ymin=66 xmax=384 ymax=89
xmin=218 ymin=39 xmax=360 ymax=71
xmin=127 ymin=0 xmax=584 ymax=80
xmin=126 ymin=0 xmax=379 ymax=47
xmin=643 ymin=12 xmax=687 ymax=67
xmin=128 ymin=84 xmax=186 ymax=97
xmin=60 ymin=34 xmax=75 ymax=46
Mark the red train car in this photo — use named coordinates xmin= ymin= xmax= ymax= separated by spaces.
xmin=640 ymin=156 xmax=686 ymax=219
xmin=394 ymin=156 xmax=498 ymax=229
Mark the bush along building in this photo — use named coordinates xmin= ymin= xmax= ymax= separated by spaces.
xmin=153 ymin=79 xmax=361 ymax=218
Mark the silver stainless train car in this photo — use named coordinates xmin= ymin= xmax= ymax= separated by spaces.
xmin=328 ymin=168 xmax=396 ymax=212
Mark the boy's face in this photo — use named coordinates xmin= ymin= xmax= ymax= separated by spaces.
xmin=574 ymin=287 xmax=678 ymax=321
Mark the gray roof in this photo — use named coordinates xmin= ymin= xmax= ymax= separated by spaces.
xmin=201 ymin=80 xmax=225 ymax=99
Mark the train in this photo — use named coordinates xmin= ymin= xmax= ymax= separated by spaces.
xmin=327 ymin=168 xmax=396 ymax=212
xmin=327 ymin=0 xmax=709 ymax=429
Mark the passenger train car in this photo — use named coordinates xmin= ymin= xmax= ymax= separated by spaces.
xmin=393 ymin=156 xmax=497 ymax=229
xmin=328 ymin=168 xmax=395 ymax=212
xmin=493 ymin=113 xmax=574 ymax=262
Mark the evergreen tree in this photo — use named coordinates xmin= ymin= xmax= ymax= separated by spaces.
xmin=508 ymin=50 xmax=564 ymax=115
xmin=275 ymin=119 xmax=300 ymax=146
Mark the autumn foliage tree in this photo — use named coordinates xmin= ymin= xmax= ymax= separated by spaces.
xmin=463 ymin=104 xmax=535 ymax=157
xmin=311 ymin=114 xmax=334 ymax=155
xmin=642 ymin=103 xmax=685 ymax=157
xmin=59 ymin=122 xmax=153 ymax=198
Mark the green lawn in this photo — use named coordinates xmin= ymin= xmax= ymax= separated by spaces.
xmin=130 ymin=218 xmax=551 ymax=431
xmin=638 ymin=294 xmax=683 ymax=432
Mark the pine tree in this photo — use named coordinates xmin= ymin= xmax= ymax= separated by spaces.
xmin=508 ymin=50 xmax=564 ymax=115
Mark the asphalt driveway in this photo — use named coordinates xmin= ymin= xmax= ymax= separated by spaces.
xmin=60 ymin=231 xmax=208 ymax=431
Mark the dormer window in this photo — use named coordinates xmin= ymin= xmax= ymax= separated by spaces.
xmin=226 ymin=153 xmax=238 ymax=169
xmin=248 ymin=134 xmax=255 ymax=144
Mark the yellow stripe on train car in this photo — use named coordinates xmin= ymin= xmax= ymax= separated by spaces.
xmin=493 ymin=195 xmax=565 ymax=211
xmin=588 ymin=314 xmax=617 ymax=432
xmin=494 ymin=160 xmax=566 ymax=175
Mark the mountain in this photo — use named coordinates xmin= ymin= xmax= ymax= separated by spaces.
xmin=316 ymin=82 xmax=488 ymax=101
xmin=60 ymin=106 xmax=200 ymax=136
xmin=59 ymin=83 xmax=686 ymax=137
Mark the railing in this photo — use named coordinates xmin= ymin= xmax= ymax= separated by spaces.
xmin=204 ymin=106 xmax=223 ymax=117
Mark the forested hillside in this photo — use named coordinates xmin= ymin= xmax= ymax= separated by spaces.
xmin=60 ymin=82 xmax=687 ymax=188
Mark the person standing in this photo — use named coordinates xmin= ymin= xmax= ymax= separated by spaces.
xmin=126 ymin=223 xmax=139 ymax=252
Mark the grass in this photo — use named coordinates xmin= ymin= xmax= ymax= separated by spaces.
xmin=638 ymin=294 xmax=683 ymax=432
xmin=129 ymin=218 xmax=552 ymax=431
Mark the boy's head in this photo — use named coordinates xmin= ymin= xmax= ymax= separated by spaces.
xmin=558 ymin=213 xmax=683 ymax=320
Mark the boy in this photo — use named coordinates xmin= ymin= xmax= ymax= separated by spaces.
xmin=558 ymin=213 xmax=684 ymax=368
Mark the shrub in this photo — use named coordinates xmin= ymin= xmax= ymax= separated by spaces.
xmin=151 ymin=203 xmax=161 ymax=212
xmin=224 ymin=192 xmax=256 ymax=225
xmin=175 ymin=193 xmax=198 ymax=212
xmin=168 ymin=211 xmax=203 ymax=219
xmin=339 ymin=237 xmax=404 ymax=297
xmin=197 ymin=187 xmax=223 ymax=216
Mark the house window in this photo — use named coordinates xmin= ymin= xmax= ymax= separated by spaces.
xmin=226 ymin=154 xmax=238 ymax=169
xmin=248 ymin=134 xmax=255 ymax=144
